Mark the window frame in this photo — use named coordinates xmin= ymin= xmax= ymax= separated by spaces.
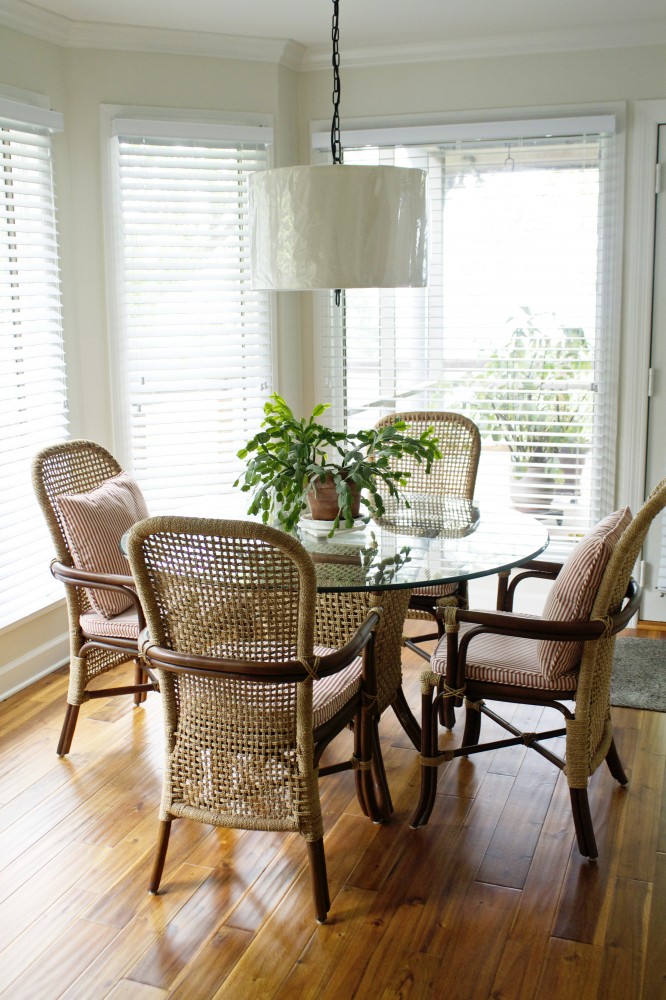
xmin=100 ymin=105 xmax=277 ymax=507
xmin=311 ymin=103 xmax=626 ymax=543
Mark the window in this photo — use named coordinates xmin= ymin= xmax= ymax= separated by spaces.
xmin=107 ymin=115 xmax=274 ymax=514
xmin=0 ymin=98 xmax=67 ymax=628
xmin=315 ymin=115 xmax=621 ymax=552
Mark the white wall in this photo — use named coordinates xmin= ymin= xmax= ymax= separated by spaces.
xmin=1 ymin=24 xmax=665 ymax=695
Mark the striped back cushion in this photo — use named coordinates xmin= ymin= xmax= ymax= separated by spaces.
xmin=56 ymin=472 xmax=149 ymax=618
xmin=538 ymin=506 xmax=632 ymax=680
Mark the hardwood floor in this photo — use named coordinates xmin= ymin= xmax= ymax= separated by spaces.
xmin=0 ymin=630 xmax=664 ymax=1000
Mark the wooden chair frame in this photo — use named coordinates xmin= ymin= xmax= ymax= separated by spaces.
xmin=32 ymin=440 xmax=157 ymax=756
xmin=128 ymin=516 xmax=388 ymax=924
xmin=410 ymin=476 xmax=666 ymax=859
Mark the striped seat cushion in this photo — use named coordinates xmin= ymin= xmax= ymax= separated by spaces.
xmin=56 ymin=472 xmax=149 ymax=619
xmin=312 ymin=644 xmax=362 ymax=728
xmin=411 ymin=583 xmax=459 ymax=598
xmin=538 ymin=506 xmax=632 ymax=680
xmin=431 ymin=622 xmax=578 ymax=692
xmin=80 ymin=606 xmax=141 ymax=641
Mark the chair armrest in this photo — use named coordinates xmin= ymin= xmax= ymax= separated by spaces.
xmin=438 ymin=578 xmax=641 ymax=694
xmin=51 ymin=558 xmax=135 ymax=590
xmin=50 ymin=558 xmax=145 ymax=623
xmin=498 ymin=559 xmax=563 ymax=611
xmin=456 ymin=607 xmax=608 ymax=642
xmin=138 ymin=608 xmax=383 ymax=683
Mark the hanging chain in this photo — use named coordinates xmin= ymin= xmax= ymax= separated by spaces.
xmin=331 ymin=0 xmax=343 ymax=165
xmin=331 ymin=0 xmax=343 ymax=305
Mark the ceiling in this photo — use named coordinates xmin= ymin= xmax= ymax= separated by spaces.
xmin=5 ymin=0 xmax=666 ymax=59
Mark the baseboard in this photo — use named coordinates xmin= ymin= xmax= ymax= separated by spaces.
xmin=636 ymin=619 xmax=666 ymax=634
xmin=0 ymin=633 xmax=69 ymax=701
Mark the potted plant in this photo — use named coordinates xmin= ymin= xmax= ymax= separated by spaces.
xmin=234 ymin=393 xmax=441 ymax=533
xmin=475 ymin=308 xmax=593 ymax=510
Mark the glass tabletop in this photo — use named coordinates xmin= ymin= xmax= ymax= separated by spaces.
xmin=121 ymin=494 xmax=549 ymax=594
xmin=297 ymin=495 xmax=549 ymax=592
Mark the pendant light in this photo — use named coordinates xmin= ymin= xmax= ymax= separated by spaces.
xmin=249 ymin=0 xmax=428 ymax=293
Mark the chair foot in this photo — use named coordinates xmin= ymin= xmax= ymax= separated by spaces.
xmin=148 ymin=819 xmax=172 ymax=893
xmin=570 ymin=787 xmax=598 ymax=859
xmin=57 ymin=703 xmax=80 ymax=756
xmin=306 ymin=838 xmax=330 ymax=923
xmin=605 ymin=737 xmax=628 ymax=785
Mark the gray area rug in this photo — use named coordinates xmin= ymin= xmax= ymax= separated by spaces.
xmin=610 ymin=637 xmax=666 ymax=711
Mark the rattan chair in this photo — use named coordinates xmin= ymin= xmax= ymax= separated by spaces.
xmin=32 ymin=440 xmax=157 ymax=755
xmin=127 ymin=516 xmax=385 ymax=924
xmin=411 ymin=478 xmax=666 ymax=860
xmin=374 ymin=411 xmax=481 ymax=657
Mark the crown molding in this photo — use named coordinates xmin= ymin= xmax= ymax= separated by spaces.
xmin=2 ymin=1 xmax=666 ymax=70
xmin=0 ymin=1 xmax=305 ymax=67
xmin=302 ymin=19 xmax=666 ymax=69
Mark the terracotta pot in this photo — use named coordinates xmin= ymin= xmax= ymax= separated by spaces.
xmin=307 ymin=474 xmax=361 ymax=521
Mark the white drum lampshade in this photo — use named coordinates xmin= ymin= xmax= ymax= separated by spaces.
xmin=249 ymin=163 xmax=428 ymax=291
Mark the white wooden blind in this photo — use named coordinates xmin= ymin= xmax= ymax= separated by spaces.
xmin=0 ymin=108 xmax=67 ymax=628
xmin=315 ymin=120 xmax=619 ymax=553
xmin=111 ymin=127 xmax=273 ymax=514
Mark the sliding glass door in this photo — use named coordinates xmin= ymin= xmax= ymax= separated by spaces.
xmin=316 ymin=118 xmax=620 ymax=553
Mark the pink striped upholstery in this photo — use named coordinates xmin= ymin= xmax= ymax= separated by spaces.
xmin=80 ymin=606 xmax=141 ymax=640
xmin=56 ymin=472 xmax=149 ymax=618
xmin=410 ymin=583 xmax=458 ymax=597
xmin=538 ymin=507 xmax=632 ymax=679
xmin=312 ymin=644 xmax=362 ymax=728
xmin=431 ymin=623 xmax=578 ymax=692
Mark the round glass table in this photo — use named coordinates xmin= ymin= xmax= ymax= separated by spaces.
xmin=294 ymin=495 xmax=549 ymax=747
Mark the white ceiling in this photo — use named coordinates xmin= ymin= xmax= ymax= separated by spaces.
xmin=6 ymin=0 xmax=666 ymax=58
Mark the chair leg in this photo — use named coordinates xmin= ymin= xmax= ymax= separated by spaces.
xmin=391 ymin=686 xmax=421 ymax=749
xmin=569 ymin=787 xmax=598 ymax=860
xmin=57 ymin=703 xmax=80 ymax=756
xmin=369 ymin=717 xmax=393 ymax=820
xmin=306 ymin=838 xmax=330 ymax=924
xmin=134 ymin=660 xmax=148 ymax=705
xmin=605 ymin=737 xmax=628 ymax=785
xmin=149 ymin=819 xmax=173 ymax=894
xmin=409 ymin=691 xmax=439 ymax=829
xmin=436 ymin=676 xmax=457 ymax=730
xmin=461 ymin=701 xmax=482 ymax=750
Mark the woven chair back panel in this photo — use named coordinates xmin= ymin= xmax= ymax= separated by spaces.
xmin=315 ymin=588 xmax=410 ymax=714
xmin=374 ymin=494 xmax=479 ymax=538
xmin=568 ymin=477 xmax=666 ymax=785
xmin=140 ymin=532 xmax=304 ymax=660
xmin=164 ymin=670 xmax=313 ymax=832
xmin=375 ymin=412 xmax=480 ymax=498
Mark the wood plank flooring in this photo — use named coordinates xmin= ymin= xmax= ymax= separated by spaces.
xmin=0 ymin=628 xmax=664 ymax=1000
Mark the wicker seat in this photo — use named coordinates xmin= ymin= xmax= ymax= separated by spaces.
xmin=374 ymin=411 xmax=481 ymax=654
xmin=127 ymin=516 xmax=386 ymax=924
xmin=32 ymin=440 xmax=157 ymax=756
xmin=410 ymin=477 xmax=666 ymax=860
